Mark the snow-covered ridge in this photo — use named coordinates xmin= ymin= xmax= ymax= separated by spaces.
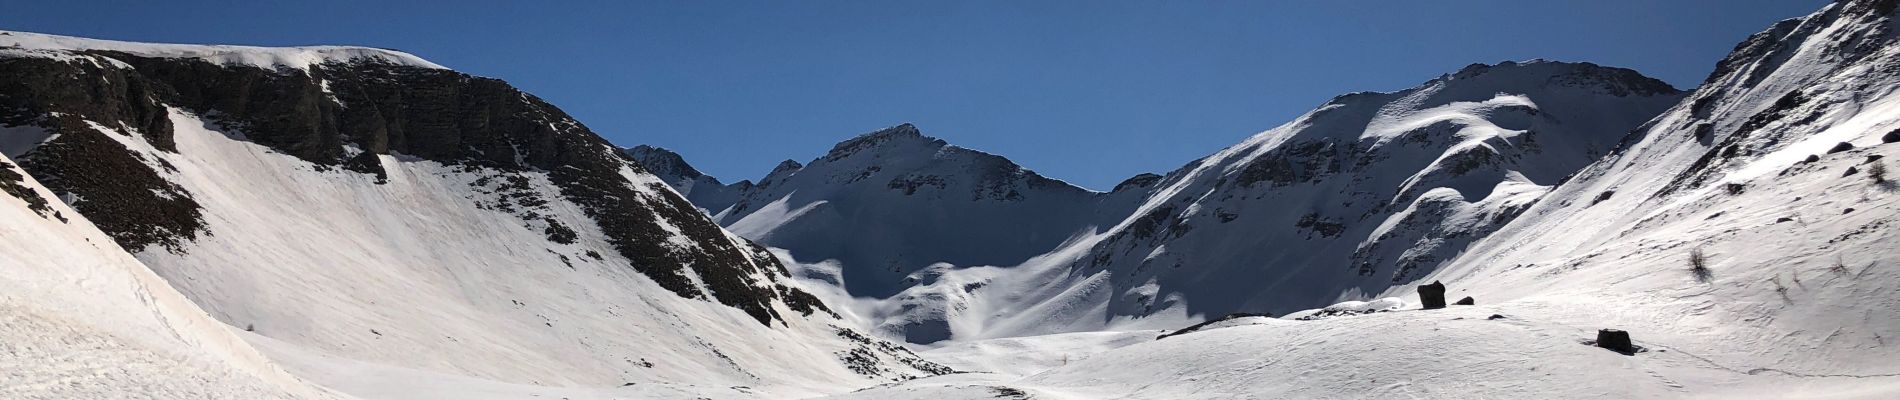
xmin=0 ymin=29 xmax=953 ymax=398
xmin=0 ymin=30 xmax=444 ymax=70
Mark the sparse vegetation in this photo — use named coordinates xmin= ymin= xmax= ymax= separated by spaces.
xmin=1870 ymin=161 xmax=1887 ymax=183
xmin=1689 ymin=247 xmax=1713 ymax=283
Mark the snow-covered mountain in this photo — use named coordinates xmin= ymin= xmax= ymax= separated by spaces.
xmin=825 ymin=0 xmax=1900 ymax=397
xmin=0 ymin=30 xmax=944 ymax=399
xmin=634 ymin=124 xmax=1150 ymax=299
xmin=651 ymin=60 xmax=1688 ymax=343
xmin=988 ymin=60 xmax=1688 ymax=331
xmin=11 ymin=0 xmax=1900 ymax=397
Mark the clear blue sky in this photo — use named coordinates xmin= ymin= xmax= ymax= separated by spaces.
xmin=4 ymin=1 xmax=1823 ymax=189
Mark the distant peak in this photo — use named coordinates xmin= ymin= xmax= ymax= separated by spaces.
xmin=1112 ymin=173 xmax=1164 ymax=192
xmin=1437 ymin=59 xmax=1681 ymax=97
xmin=771 ymin=159 xmax=804 ymax=175
xmin=821 ymin=123 xmax=947 ymax=163
xmin=623 ymin=145 xmax=707 ymax=181
xmin=881 ymin=123 xmax=922 ymax=136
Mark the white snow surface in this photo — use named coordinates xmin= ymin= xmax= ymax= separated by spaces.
xmin=0 ymin=154 xmax=332 ymax=399
xmin=119 ymin=108 xmax=930 ymax=397
xmin=0 ymin=30 xmax=443 ymax=70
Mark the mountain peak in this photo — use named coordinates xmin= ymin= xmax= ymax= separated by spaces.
xmin=821 ymin=123 xmax=946 ymax=163
xmin=624 ymin=145 xmax=708 ymax=181
xmin=1435 ymin=59 xmax=1681 ymax=97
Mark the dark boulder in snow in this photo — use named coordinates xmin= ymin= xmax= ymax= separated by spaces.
xmin=1454 ymin=296 xmax=1475 ymax=306
xmin=1884 ymin=130 xmax=1900 ymax=143
xmin=1595 ymin=329 xmax=1637 ymax=355
xmin=1418 ymin=281 xmax=1447 ymax=310
xmin=1155 ymin=312 xmax=1274 ymax=340
xmin=1827 ymin=142 xmax=1855 ymax=154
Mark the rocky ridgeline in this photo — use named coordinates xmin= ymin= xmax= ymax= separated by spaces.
xmin=0 ymin=48 xmax=824 ymax=326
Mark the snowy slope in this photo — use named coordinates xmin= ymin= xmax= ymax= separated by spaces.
xmin=0 ymin=31 xmax=945 ymax=398
xmin=828 ymin=301 xmax=1900 ymax=399
xmin=0 ymin=154 xmax=331 ymax=399
xmin=1400 ymin=0 xmax=1900 ymax=387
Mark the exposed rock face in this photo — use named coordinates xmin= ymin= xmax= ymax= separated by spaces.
xmin=0 ymin=160 xmax=58 ymax=221
xmin=0 ymin=44 xmax=820 ymax=326
xmin=0 ymin=53 xmax=203 ymax=252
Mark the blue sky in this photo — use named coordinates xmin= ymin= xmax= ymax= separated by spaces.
xmin=4 ymin=1 xmax=1823 ymax=189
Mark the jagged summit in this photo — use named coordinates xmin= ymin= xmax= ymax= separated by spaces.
xmin=769 ymin=159 xmax=805 ymax=176
xmin=1112 ymin=172 xmax=1164 ymax=192
xmin=1441 ymin=60 xmax=1681 ymax=97
xmin=625 ymin=145 xmax=711 ymax=181
xmin=0 ymin=30 xmax=444 ymax=70
xmin=820 ymin=123 xmax=945 ymax=163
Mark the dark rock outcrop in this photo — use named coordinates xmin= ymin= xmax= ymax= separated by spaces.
xmin=1156 ymin=312 xmax=1274 ymax=340
xmin=0 ymin=54 xmax=204 ymax=252
xmin=1454 ymin=296 xmax=1475 ymax=306
xmin=1112 ymin=173 xmax=1163 ymax=193
xmin=1418 ymin=281 xmax=1448 ymax=310
xmin=1595 ymin=329 xmax=1637 ymax=355
xmin=0 ymin=160 xmax=60 ymax=221
xmin=1827 ymin=142 xmax=1855 ymax=154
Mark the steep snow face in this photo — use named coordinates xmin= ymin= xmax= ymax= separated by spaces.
xmin=1408 ymin=0 xmax=1900 ymax=383
xmin=936 ymin=60 xmax=1687 ymax=339
xmin=696 ymin=124 xmax=1148 ymax=300
xmin=624 ymin=145 xmax=746 ymax=214
xmin=0 ymin=155 xmax=329 ymax=399
xmin=0 ymin=32 xmax=946 ymax=396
